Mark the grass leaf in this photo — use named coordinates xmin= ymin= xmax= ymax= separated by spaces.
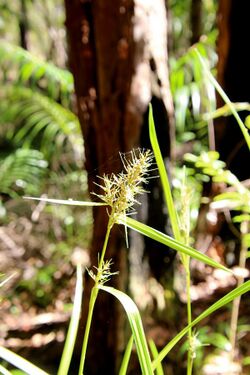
xmin=119 ymin=216 xmax=230 ymax=272
xmin=152 ymin=280 xmax=250 ymax=369
xmin=118 ymin=335 xmax=134 ymax=375
xmin=149 ymin=105 xmax=181 ymax=242
xmin=149 ymin=340 xmax=164 ymax=375
xmin=0 ymin=364 xmax=12 ymax=375
xmin=0 ymin=347 xmax=49 ymax=375
xmin=58 ymin=264 xmax=83 ymax=375
xmin=193 ymin=48 xmax=250 ymax=151
xmin=23 ymin=196 xmax=106 ymax=206
xmin=98 ymin=285 xmax=153 ymax=375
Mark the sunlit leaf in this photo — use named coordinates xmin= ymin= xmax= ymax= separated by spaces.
xmin=99 ymin=285 xmax=153 ymax=375
xmin=149 ymin=105 xmax=181 ymax=242
xmin=118 ymin=216 xmax=230 ymax=272
xmin=58 ymin=265 xmax=83 ymax=375
xmin=119 ymin=336 xmax=134 ymax=375
xmin=0 ymin=347 xmax=49 ymax=375
xmin=152 ymin=281 xmax=250 ymax=369
xmin=24 ymin=196 xmax=106 ymax=206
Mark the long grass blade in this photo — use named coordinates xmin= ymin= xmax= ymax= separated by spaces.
xmin=98 ymin=286 xmax=153 ymax=375
xmin=0 ymin=273 xmax=17 ymax=288
xmin=0 ymin=347 xmax=49 ymax=375
xmin=194 ymin=48 xmax=250 ymax=150
xmin=152 ymin=280 xmax=250 ymax=369
xmin=149 ymin=340 xmax=164 ymax=375
xmin=149 ymin=105 xmax=181 ymax=242
xmin=118 ymin=335 xmax=134 ymax=375
xmin=24 ymin=196 xmax=106 ymax=206
xmin=0 ymin=364 xmax=12 ymax=375
xmin=119 ymin=216 xmax=230 ymax=272
xmin=58 ymin=264 xmax=83 ymax=375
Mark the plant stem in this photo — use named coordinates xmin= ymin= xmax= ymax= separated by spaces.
xmin=229 ymin=220 xmax=249 ymax=360
xmin=179 ymin=172 xmax=194 ymax=375
xmin=185 ymin=256 xmax=193 ymax=375
xmin=78 ymin=217 xmax=113 ymax=375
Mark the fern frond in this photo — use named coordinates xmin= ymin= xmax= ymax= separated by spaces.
xmin=0 ymin=149 xmax=47 ymax=197
xmin=0 ymin=85 xmax=83 ymax=165
xmin=0 ymin=41 xmax=73 ymax=103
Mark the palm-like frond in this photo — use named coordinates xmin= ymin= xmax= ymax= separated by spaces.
xmin=170 ymin=41 xmax=217 ymax=142
xmin=0 ymin=149 xmax=47 ymax=197
xmin=0 ymin=85 xmax=82 ymax=164
xmin=0 ymin=40 xmax=73 ymax=104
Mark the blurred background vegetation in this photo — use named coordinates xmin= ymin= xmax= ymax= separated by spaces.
xmin=0 ymin=0 xmax=249 ymax=374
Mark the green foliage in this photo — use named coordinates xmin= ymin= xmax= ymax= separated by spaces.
xmin=119 ymin=216 xmax=229 ymax=272
xmin=0 ymin=41 xmax=73 ymax=102
xmin=169 ymin=0 xmax=217 ymax=55
xmin=0 ymin=148 xmax=47 ymax=198
xmin=170 ymin=41 xmax=217 ymax=146
xmin=118 ymin=336 xmax=134 ymax=375
xmin=99 ymin=286 xmax=154 ymax=375
xmin=151 ymin=281 xmax=250 ymax=370
xmin=58 ymin=265 xmax=83 ymax=375
xmin=0 ymin=41 xmax=82 ymax=173
xmin=1 ymin=114 xmax=250 ymax=374
xmin=0 ymin=347 xmax=48 ymax=375
xmin=184 ymin=151 xmax=250 ymax=215
xmin=0 ymin=85 xmax=81 ymax=164
xmin=194 ymin=49 xmax=250 ymax=150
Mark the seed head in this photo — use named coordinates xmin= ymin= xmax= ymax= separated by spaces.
xmin=93 ymin=149 xmax=153 ymax=224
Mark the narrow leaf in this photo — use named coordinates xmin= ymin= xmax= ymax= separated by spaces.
xmin=149 ymin=105 xmax=181 ymax=242
xmin=152 ymin=280 xmax=250 ymax=369
xmin=119 ymin=216 xmax=230 ymax=272
xmin=98 ymin=285 xmax=153 ymax=375
xmin=58 ymin=264 xmax=83 ymax=375
xmin=0 ymin=273 xmax=17 ymax=288
xmin=0 ymin=364 xmax=12 ymax=375
xmin=119 ymin=335 xmax=134 ymax=375
xmin=0 ymin=347 xmax=49 ymax=375
xmin=194 ymin=49 xmax=250 ymax=150
xmin=149 ymin=340 xmax=164 ymax=375
xmin=24 ymin=196 xmax=106 ymax=206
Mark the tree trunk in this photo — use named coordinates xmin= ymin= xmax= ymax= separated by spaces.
xmin=216 ymin=0 xmax=250 ymax=181
xmin=64 ymin=1 xmax=173 ymax=373
xmin=190 ymin=0 xmax=202 ymax=45
xmin=19 ymin=0 xmax=29 ymax=50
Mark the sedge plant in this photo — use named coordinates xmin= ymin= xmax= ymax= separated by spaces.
xmin=1 ymin=85 xmax=250 ymax=373
xmin=1 ymin=146 xmax=250 ymax=375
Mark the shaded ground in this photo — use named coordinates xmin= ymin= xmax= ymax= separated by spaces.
xmin=0 ymin=199 xmax=249 ymax=374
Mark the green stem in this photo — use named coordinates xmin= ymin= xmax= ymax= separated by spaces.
xmin=229 ymin=220 xmax=249 ymax=360
xmin=185 ymin=257 xmax=193 ymax=375
xmin=78 ymin=218 xmax=113 ymax=375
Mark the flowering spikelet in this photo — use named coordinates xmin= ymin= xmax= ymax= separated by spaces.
xmin=88 ymin=259 xmax=118 ymax=285
xmin=93 ymin=149 xmax=153 ymax=224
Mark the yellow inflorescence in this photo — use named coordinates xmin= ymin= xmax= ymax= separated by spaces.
xmin=93 ymin=149 xmax=153 ymax=225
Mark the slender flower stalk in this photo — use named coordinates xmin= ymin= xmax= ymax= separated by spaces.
xmin=78 ymin=149 xmax=153 ymax=375
xmin=229 ymin=219 xmax=249 ymax=360
xmin=179 ymin=171 xmax=194 ymax=375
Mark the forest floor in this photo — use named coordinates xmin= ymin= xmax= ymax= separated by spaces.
xmin=0 ymin=200 xmax=250 ymax=374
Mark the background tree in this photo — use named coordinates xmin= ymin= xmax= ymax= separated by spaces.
xmin=216 ymin=0 xmax=250 ymax=181
xmin=195 ymin=0 xmax=250 ymax=264
xmin=64 ymin=0 xmax=174 ymax=373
